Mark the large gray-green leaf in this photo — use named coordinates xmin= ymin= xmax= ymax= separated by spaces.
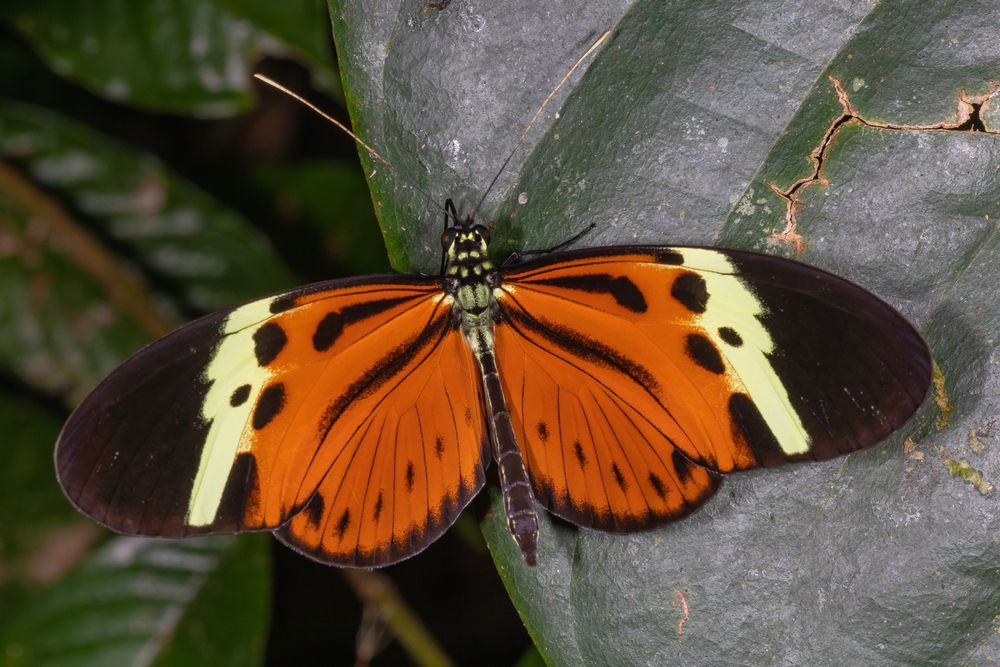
xmin=1 ymin=0 xmax=336 ymax=116
xmin=0 ymin=535 xmax=269 ymax=667
xmin=331 ymin=0 xmax=1000 ymax=663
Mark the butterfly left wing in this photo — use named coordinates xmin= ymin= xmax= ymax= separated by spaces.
xmin=493 ymin=246 xmax=931 ymax=532
xmin=56 ymin=275 xmax=489 ymax=566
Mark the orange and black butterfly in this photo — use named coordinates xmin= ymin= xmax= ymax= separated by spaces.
xmin=54 ymin=47 xmax=932 ymax=568
xmin=55 ymin=190 xmax=931 ymax=567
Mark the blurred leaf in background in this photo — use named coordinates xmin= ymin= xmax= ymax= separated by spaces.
xmin=2 ymin=0 xmax=998 ymax=665
xmin=0 ymin=535 xmax=269 ymax=667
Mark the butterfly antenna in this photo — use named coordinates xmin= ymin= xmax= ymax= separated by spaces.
xmin=469 ymin=30 xmax=611 ymax=222
xmin=253 ymin=74 xmax=448 ymax=216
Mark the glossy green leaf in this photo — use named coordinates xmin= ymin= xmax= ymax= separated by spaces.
xmin=0 ymin=168 xmax=156 ymax=403
xmin=211 ymin=0 xmax=343 ymax=102
xmin=0 ymin=535 xmax=270 ymax=667
xmin=0 ymin=101 xmax=296 ymax=403
xmin=1 ymin=0 xmax=336 ymax=117
xmin=332 ymin=1 xmax=1000 ymax=664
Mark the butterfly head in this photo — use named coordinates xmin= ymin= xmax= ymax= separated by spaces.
xmin=440 ymin=199 xmax=494 ymax=280
xmin=441 ymin=221 xmax=492 ymax=272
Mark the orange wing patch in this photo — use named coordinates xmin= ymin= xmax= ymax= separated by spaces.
xmin=275 ymin=321 xmax=488 ymax=566
xmin=495 ymin=319 xmax=721 ymax=531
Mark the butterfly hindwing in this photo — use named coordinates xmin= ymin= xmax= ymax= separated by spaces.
xmin=495 ymin=246 xmax=931 ymax=530
xmin=275 ymin=320 xmax=488 ymax=566
xmin=56 ymin=274 xmax=488 ymax=565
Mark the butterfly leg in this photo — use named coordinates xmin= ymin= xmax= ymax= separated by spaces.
xmin=476 ymin=348 xmax=539 ymax=566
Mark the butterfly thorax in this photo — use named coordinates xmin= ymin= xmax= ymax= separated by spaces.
xmin=442 ymin=225 xmax=500 ymax=353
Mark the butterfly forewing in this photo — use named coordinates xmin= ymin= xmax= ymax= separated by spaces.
xmin=56 ymin=274 xmax=488 ymax=565
xmin=494 ymin=246 xmax=931 ymax=531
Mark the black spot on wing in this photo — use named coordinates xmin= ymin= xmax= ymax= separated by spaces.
xmin=533 ymin=273 xmax=648 ymax=313
xmin=253 ymin=383 xmax=286 ymax=430
xmin=313 ymin=312 xmax=345 ymax=352
xmin=253 ymin=322 xmax=287 ymax=366
xmin=373 ymin=492 xmax=384 ymax=522
xmin=671 ymin=449 xmax=692 ymax=484
xmin=270 ymin=295 xmax=296 ymax=314
xmin=304 ymin=492 xmax=325 ymax=529
xmin=335 ymin=508 xmax=351 ymax=540
xmin=574 ymin=441 xmax=587 ymax=468
xmin=719 ymin=326 xmax=743 ymax=347
xmin=434 ymin=436 xmax=445 ymax=459
xmin=214 ymin=452 xmax=260 ymax=531
xmin=648 ymin=472 xmax=667 ymax=500
xmin=671 ymin=272 xmax=708 ymax=313
xmin=536 ymin=421 xmax=549 ymax=442
xmin=654 ymin=248 xmax=684 ymax=265
xmin=611 ymin=462 xmax=627 ymax=491
xmin=729 ymin=393 xmax=785 ymax=467
xmin=314 ymin=296 xmax=420 ymax=354
xmin=405 ymin=461 xmax=415 ymax=492
xmin=464 ymin=408 xmax=473 ymax=426
xmin=686 ymin=333 xmax=725 ymax=374
xmin=230 ymin=384 xmax=251 ymax=407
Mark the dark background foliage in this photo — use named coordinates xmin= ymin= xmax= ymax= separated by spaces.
xmin=1 ymin=1 xmax=998 ymax=665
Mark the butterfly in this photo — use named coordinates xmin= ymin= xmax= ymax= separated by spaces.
xmin=55 ymin=190 xmax=932 ymax=567
xmin=54 ymin=35 xmax=931 ymax=566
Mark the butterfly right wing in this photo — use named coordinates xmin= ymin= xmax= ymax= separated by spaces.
xmin=493 ymin=246 xmax=930 ymax=533
xmin=56 ymin=274 xmax=489 ymax=566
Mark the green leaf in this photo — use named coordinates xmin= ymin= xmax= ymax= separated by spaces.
xmin=210 ymin=0 xmax=343 ymax=102
xmin=0 ymin=388 xmax=92 ymax=632
xmin=1 ymin=0 xmax=337 ymax=117
xmin=0 ymin=535 xmax=270 ymax=667
xmin=0 ymin=164 xmax=157 ymax=403
xmin=332 ymin=1 xmax=1000 ymax=663
xmin=0 ymin=101 xmax=296 ymax=401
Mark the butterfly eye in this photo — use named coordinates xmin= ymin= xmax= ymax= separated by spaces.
xmin=441 ymin=228 xmax=457 ymax=249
